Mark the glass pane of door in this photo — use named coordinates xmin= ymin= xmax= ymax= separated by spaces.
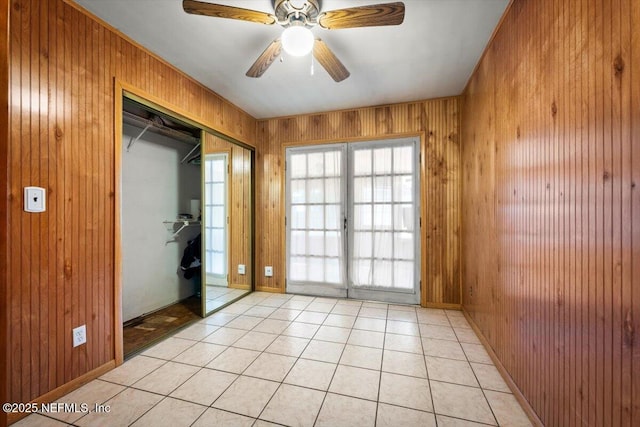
xmin=204 ymin=153 xmax=228 ymax=286
xmin=348 ymin=138 xmax=420 ymax=304
xmin=286 ymin=145 xmax=347 ymax=298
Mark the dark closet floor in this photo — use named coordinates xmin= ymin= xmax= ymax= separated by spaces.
xmin=123 ymin=296 xmax=201 ymax=358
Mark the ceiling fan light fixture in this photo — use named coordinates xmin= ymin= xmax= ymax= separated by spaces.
xmin=281 ymin=26 xmax=314 ymax=57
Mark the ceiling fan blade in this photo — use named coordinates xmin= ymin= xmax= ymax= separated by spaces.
xmin=313 ymin=39 xmax=350 ymax=82
xmin=183 ymin=0 xmax=276 ymax=25
xmin=318 ymin=2 xmax=405 ymax=30
xmin=246 ymin=39 xmax=282 ymax=78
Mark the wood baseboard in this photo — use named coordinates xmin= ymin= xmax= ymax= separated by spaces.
xmin=7 ymin=361 xmax=116 ymax=425
xmin=251 ymin=288 xmax=463 ymax=307
xmin=461 ymin=308 xmax=543 ymax=426
xmin=421 ymin=302 xmax=462 ymax=310
xmin=254 ymin=286 xmax=284 ymax=293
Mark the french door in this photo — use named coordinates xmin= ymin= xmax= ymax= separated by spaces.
xmin=285 ymin=137 xmax=420 ymax=304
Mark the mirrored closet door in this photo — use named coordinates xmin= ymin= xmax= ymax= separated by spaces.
xmin=202 ymin=132 xmax=253 ymax=315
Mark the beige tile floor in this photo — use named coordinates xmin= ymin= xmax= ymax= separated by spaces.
xmin=15 ymin=292 xmax=532 ymax=427
xmin=205 ymin=286 xmax=249 ymax=313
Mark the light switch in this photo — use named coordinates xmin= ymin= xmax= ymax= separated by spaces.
xmin=24 ymin=186 xmax=46 ymax=213
xmin=238 ymin=264 xmax=246 ymax=275
xmin=265 ymin=266 xmax=273 ymax=277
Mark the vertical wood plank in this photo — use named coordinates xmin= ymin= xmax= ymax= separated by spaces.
xmin=611 ymin=0 xmax=625 ymax=423
xmin=45 ymin=0 xmax=56 ymax=394
xmin=37 ymin=0 xmax=49 ymax=397
xmin=568 ymin=0 xmax=576 ymax=423
xmin=602 ymin=0 xmax=614 ymax=423
xmin=55 ymin=0 xmax=65 ymax=389
xmin=29 ymin=0 xmax=41 ymax=398
xmin=0 ymin=0 xmax=9 ymax=423
xmin=567 ymin=1 xmax=577 ymax=422
xmin=18 ymin=0 xmax=31 ymax=402
xmin=579 ymin=0 xmax=589 ymax=422
xmin=630 ymin=0 xmax=640 ymax=423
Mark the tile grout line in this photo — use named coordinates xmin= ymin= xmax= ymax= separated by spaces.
xmin=310 ymin=299 xmax=364 ymax=427
xmin=212 ymin=295 xmax=298 ymax=423
xmin=124 ymin=326 xmax=242 ymax=426
xmin=253 ymin=296 xmax=327 ymax=425
xmin=373 ymin=303 xmax=390 ymax=427
xmin=176 ymin=298 xmax=261 ymax=425
xmin=424 ymin=308 xmax=438 ymax=426
xmin=439 ymin=310 xmax=499 ymax=426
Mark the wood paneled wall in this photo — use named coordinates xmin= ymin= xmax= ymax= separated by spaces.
xmin=461 ymin=0 xmax=639 ymax=425
xmin=204 ymin=133 xmax=252 ymax=289
xmin=1 ymin=0 xmax=256 ymax=413
xmin=256 ymin=99 xmax=461 ymax=306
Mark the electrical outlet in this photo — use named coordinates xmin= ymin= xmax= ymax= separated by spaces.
xmin=238 ymin=264 xmax=246 ymax=275
xmin=264 ymin=266 xmax=273 ymax=277
xmin=73 ymin=325 xmax=86 ymax=347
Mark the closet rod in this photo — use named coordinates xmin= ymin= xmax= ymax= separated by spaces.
xmin=123 ymin=110 xmax=200 ymax=148
xmin=181 ymin=142 xmax=201 ymax=164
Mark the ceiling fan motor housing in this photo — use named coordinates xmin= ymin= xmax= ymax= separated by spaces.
xmin=273 ymin=0 xmax=321 ymax=27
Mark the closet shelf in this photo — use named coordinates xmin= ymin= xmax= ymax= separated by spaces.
xmin=163 ymin=219 xmax=201 ymax=243
xmin=123 ymin=110 xmax=200 ymax=149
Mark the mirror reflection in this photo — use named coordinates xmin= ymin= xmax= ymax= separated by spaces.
xmin=202 ymin=133 xmax=253 ymax=315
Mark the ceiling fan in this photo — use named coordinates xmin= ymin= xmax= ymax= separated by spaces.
xmin=182 ymin=0 xmax=405 ymax=82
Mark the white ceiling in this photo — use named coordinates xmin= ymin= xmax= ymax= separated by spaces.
xmin=73 ymin=0 xmax=509 ymax=119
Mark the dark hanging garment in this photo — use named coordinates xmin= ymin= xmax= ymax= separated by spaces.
xmin=180 ymin=234 xmax=201 ymax=279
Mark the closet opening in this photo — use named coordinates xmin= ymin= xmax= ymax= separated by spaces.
xmin=121 ymin=98 xmax=203 ymax=357
xmin=118 ymin=94 xmax=254 ymax=358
